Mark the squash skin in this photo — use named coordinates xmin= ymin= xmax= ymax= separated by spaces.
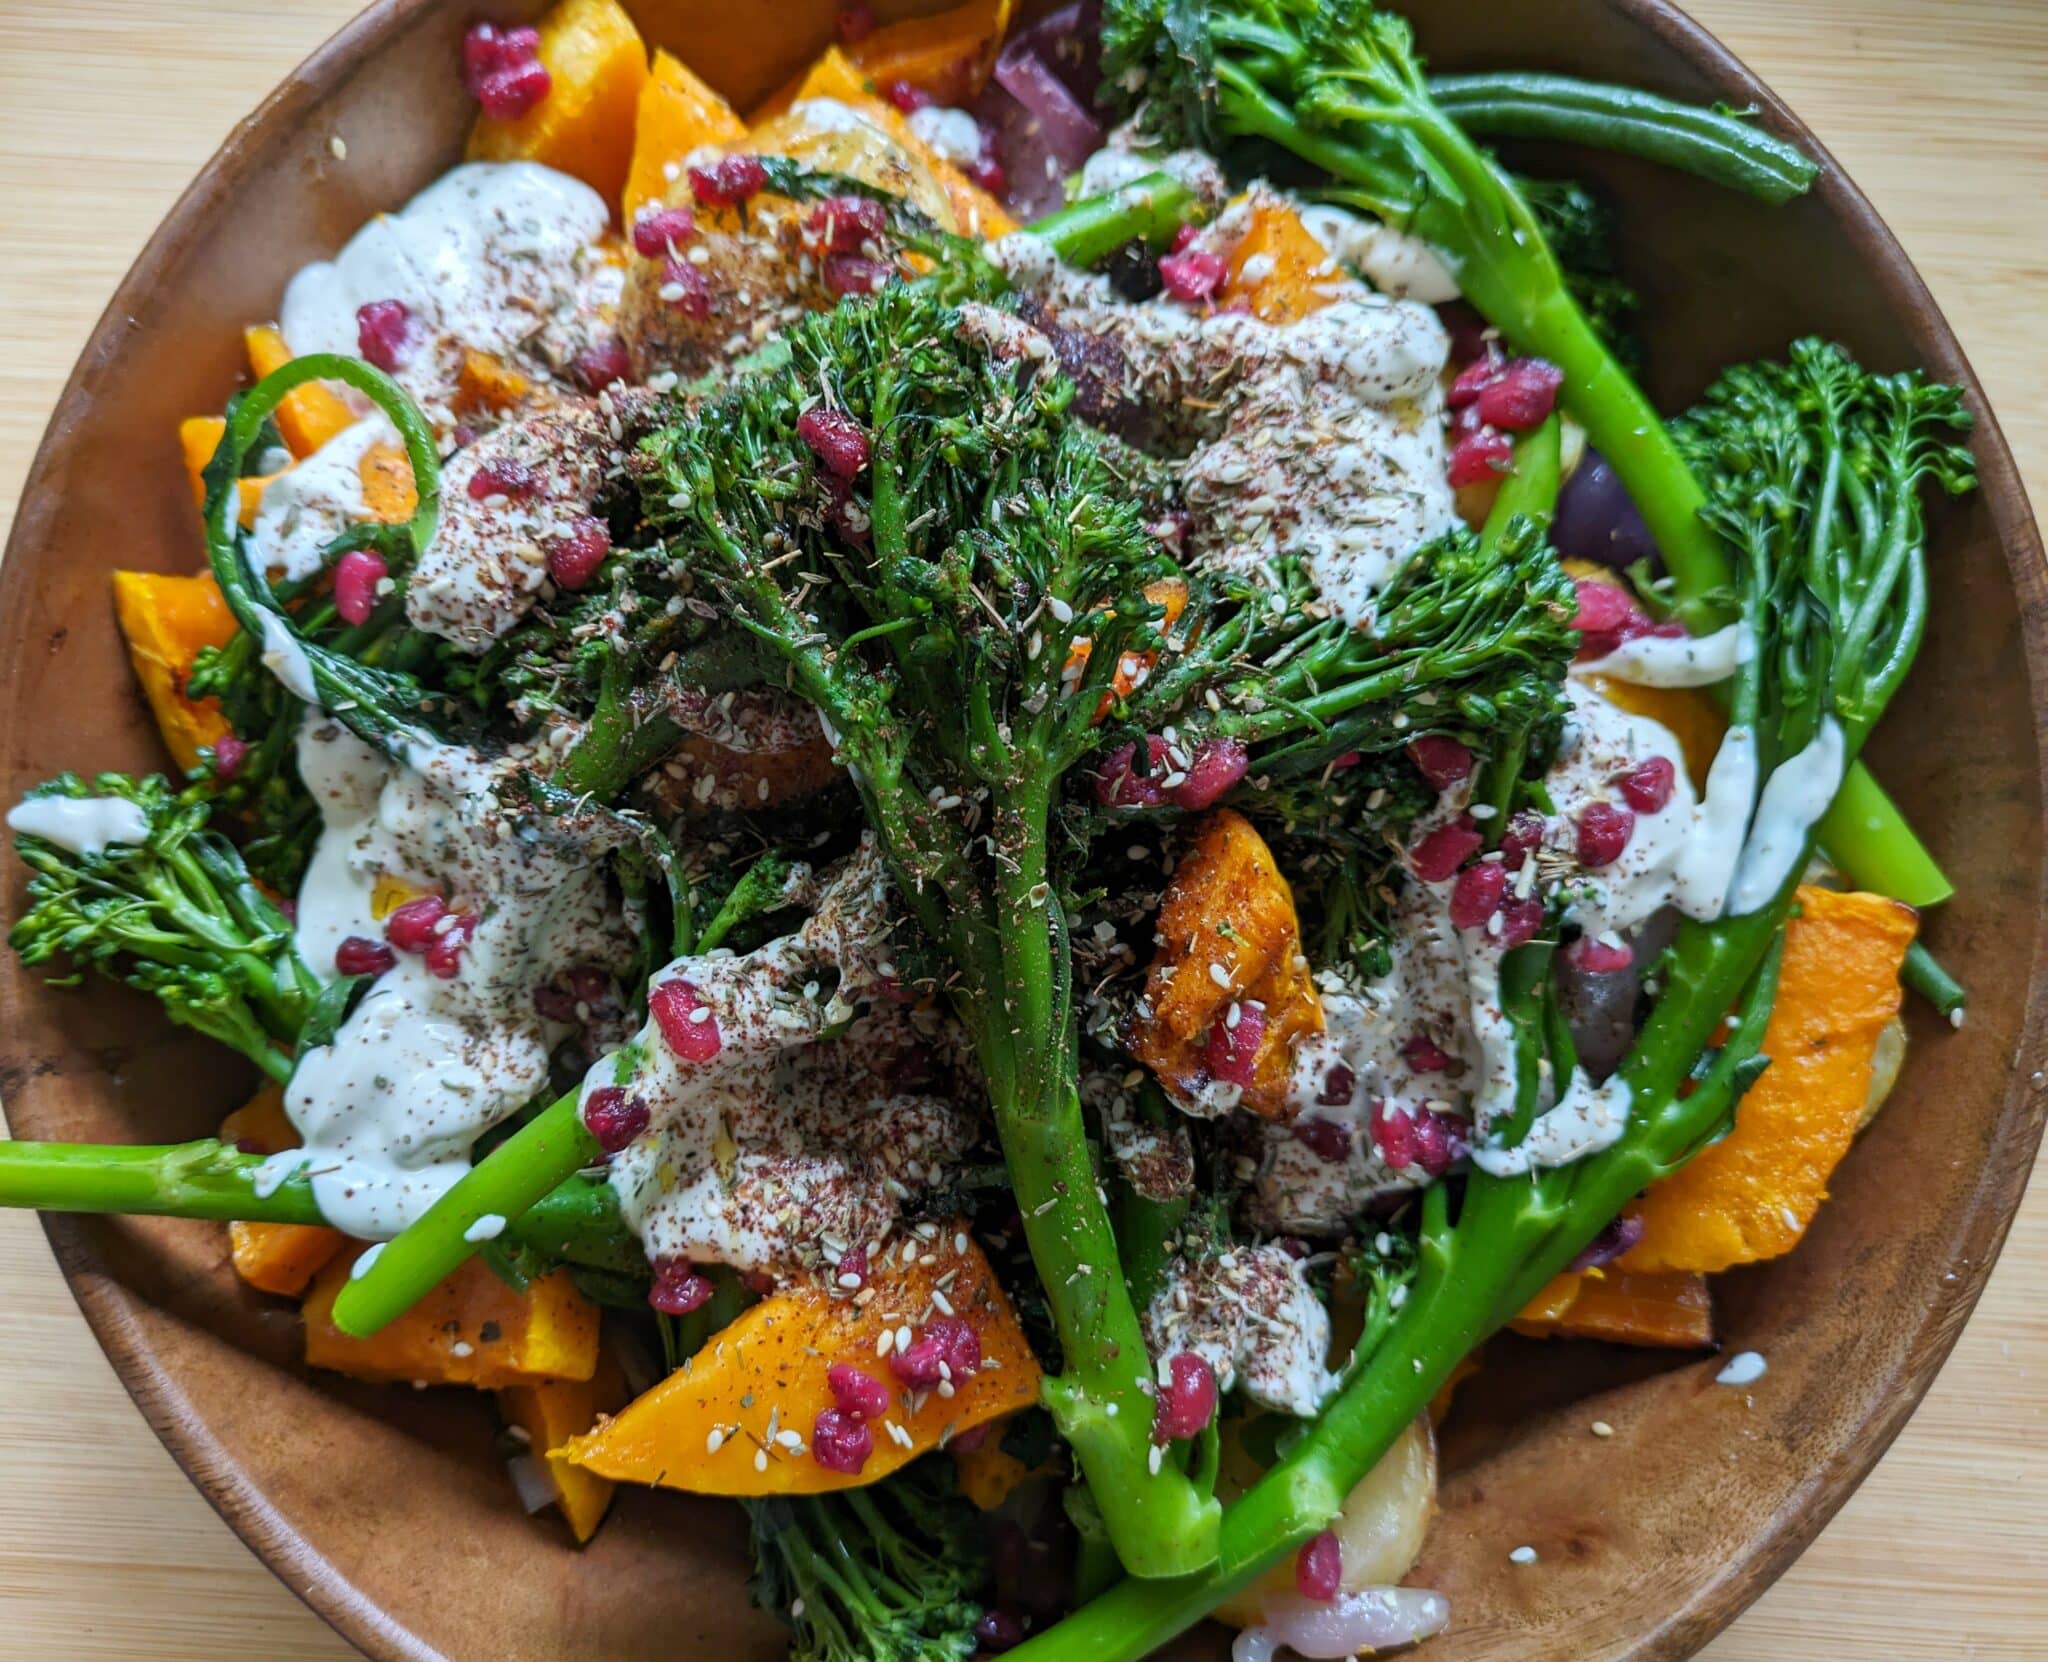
xmin=622 ymin=48 xmax=747 ymax=223
xmin=560 ymin=1226 xmax=1040 ymax=1495
xmin=305 ymin=1246 xmax=601 ymax=1388
xmin=465 ymin=0 xmax=651 ymax=214
xmin=111 ymin=570 xmax=239 ymax=773
xmin=219 ymin=1085 xmax=350 ymax=1299
xmin=499 ymin=1351 xmax=630 ymax=1543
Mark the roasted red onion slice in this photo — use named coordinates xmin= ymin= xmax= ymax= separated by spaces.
xmin=1232 ymin=1586 xmax=1452 ymax=1661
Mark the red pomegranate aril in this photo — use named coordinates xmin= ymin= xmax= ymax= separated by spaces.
xmin=1409 ymin=818 xmax=1484 ymax=883
xmin=1401 ymin=1034 xmax=1454 ymax=1074
xmin=823 ymin=252 xmax=893 ymax=296
xmin=650 ymin=979 xmax=723 ymax=1062
xmin=826 ymin=1362 xmax=892 ymax=1423
xmin=888 ymin=1315 xmax=982 ymax=1389
xmin=211 ymin=734 xmax=249 ymax=780
xmin=797 ymin=406 xmax=871 ymax=479
xmin=1474 ymin=357 xmax=1564 ymax=432
xmin=836 ymin=2 xmax=877 ymax=43
xmin=1448 ymin=859 xmax=1507 ymax=930
xmin=479 ymin=56 xmax=552 ymax=120
xmin=1571 ymin=577 xmax=1636 ymax=637
xmin=464 ymin=23 xmax=551 ymax=120
xmin=333 ymin=549 xmax=387 ymax=625
xmin=569 ymin=337 xmax=631 ymax=393
xmin=688 ymin=154 xmax=768 ymax=208
xmin=649 ymin=1257 xmax=714 ymax=1315
xmin=1158 ymin=248 xmax=1228 ymax=304
xmin=567 ymin=965 xmax=616 ymax=1009
xmin=384 ymin=893 xmax=448 ymax=952
xmin=804 ymin=194 xmax=889 ymax=254
xmin=1172 ymin=737 xmax=1249 ymax=810
xmin=1564 ymin=935 xmax=1635 ymax=974
xmin=1496 ymin=895 xmax=1545 ymax=949
xmin=1499 ymin=809 xmax=1548 ymax=871
xmin=811 ymin=1407 xmax=873 ymax=1473
xmin=881 ymin=77 xmax=933 ymax=113
xmin=1369 ymin=1101 xmax=1467 ymax=1177
xmin=355 ymin=299 xmax=414 ymax=372
xmin=463 ymin=21 xmax=539 ymax=82
xmin=968 ymin=153 xmax=1007 ymax=195
xmin=583 ymin=1086 xmax=650 ymax=1154
xmin=1446 ymin=426 xmax=1516 ymax=487
xmin=1152 ymin=1352 xmax=1217 ymax=1442
xmin=1170 ymin=222 xmax=1202 ymax=254
xmin=835 ymin=1244 xmax=869 ymax=1288
xmin=1093 ymin=738 xmax=1168 ymax=808
xmin=548 ymin=516 xmax=611 ymax=590
xmin=334 ymin=935 xmax=396 ymax=977
xmin=1617 ymin=756 xmax=1676 ymax=814
xmin=659 ymin=255 xmax=713 ymax=319
xmin=1405 ymin=734 xmax=1473 ymax=790
xmin=466 ymin=458 xmax=543 ymax=502
xmin=1292 ymin=1115 xmax=1352 ymax=1164
xmin=631 ymin=204 xmax=697 ymax=258
xmin=1576 ymin=801 xmax=1636 ymax=868
xmin=1316 ymin=1063 xmax=1356 ymax=1108
xmin=1446 ymin=352 xmax=1504 ymax=408
xmin=424 ymin=913 xmax=476 ymax=980
xmin=1204 ymin=1000 xmax=1268 ymax=1089
xmin=975 ymin=1608 xmax=1028 ymax=1653
xmin=1296 ymin=1529 xmax=1343 ymax=1602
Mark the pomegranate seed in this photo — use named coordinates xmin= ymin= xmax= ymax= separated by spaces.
xmin=1576 ymin=801 xmax=1635 ymax=868
xmin=1438 ymin=303 xmax=1490 ymax=366
xmin=1172 ymin=737 xmax=1248 ymax=810
xmin=1170 ymin=223 xmax=1202 ymax=254
xmin=467 ymin=459 xmax=543 ymax=502
xmin=659 ymin=255 xmax=713 ymax=318
xmin=424 ymin=913 xmax=476 ymax=979
xmin=950 ymin=1421 xmax=994 ymax=1455
xmin=384 ymin=894 xmax=448 ymax=952
xmin=1402 ymin=1034 xmax=1454 ymax=1074
xmin=211 ymin=734 xmax=249 ymax=779
xmin=836 ymin=2 xmax=876 ymax=43
xmin=648 ymin=1257 xmax=713 ymax=1315
xmin=1158 ymin=248 xmax=1227 ymax=304
xmin=1329 ymin=750 xmax=1362 ymax=771
xmin=1447 ymin=427 xmax=1516 ymax=487
xmin=888 ymin=1316 xmax=981 ymax=1388
xmin=649 ymin=979 xmax=723 ymax=1063
xmin=1446 ymin=351 xmax=1505 ymax=408
xmin=1448 ymin=860 xmax=1507 ymax=929
xmin=334 ymin=935 xmax=396 ymax=977
xmin=836 ymin=1244 xmax=868 ymax=1287
xmin=1369 ymin=1101 xmax=1467 ymax=1177
xmin=1093 ymin=738 xmax=1169 ymax=808
xmin=463 ymin=23 xmax=551 ymax=121
xmin=968 ymin=153 xmax=1007 ymax=196
xmin=1571 ymin=578 xmax=1636 ymax=636
xmin=811 ymin=1406 xmax=874 ymax=1473
xmin=1564 ymin=935 xmax=1635 ymax=974
xmin=1297 ymin=1529 xmax=1343 ymax=1601
xmin=463 ymin=22 xmax=538 ymax=81
xmin=1406 ymin=734 xmax=1473 ymax=790
xmin=797 ymin=406 xmax=871 ymax=479
xmin=332 ymin=549 xmax=387 ymax=625
xmin=583 ymin=1086 xmax=650 ymax=1154
xmin=826 ymin=1362 xmax=892 ymax=1423
xmin=823 ymin=252 xmax=893 ymax=296
xmin=803 ymin=195 xmax=889 ymax=254
xmin=1292 ymin=1115 xmax=1352 ymax=1163
xmin=1648 ymin=618 xmax=1689 ymax=639
xmin=548 ymin=515 xmax=611 ymax=590
xmin=1315 ymin=1064 xmax=1356 ymax=1108
xmin=1451 ymin=398 xmax=1489 ymax=439
xmin=1204 ymin=999 xmax=1267 ymax=1089
xmin=881 ymin=78 xmax=933 ymax=113
xmin=1496 ymin=895 xmax=1546 ymax=949
xmin=1409 ymin=818 xmax=1484 ymax=883
xmin=631 ymin=205 xmax=697 ymax=258
xmin=482 ymin=56 xmax=552 ymax=120
xmin=1617 ymin=756 xmax=1676 ymax=814
xmin=355 ymin=300 xmax=414 ymax=372
xmin=688 ymin=154 xmax=768 ymax=208
xmin=1499 ymin=809 xmax=1549 ymax=871
xmin=569 ymin=337 xmax=631 ymax=393
xmin=567 ymin=965 xmax=616 ymax=1010
xmin=1474 ymin=358 xmax=1565 ymax=432
xmin=975 ymin=1608 xmax=1028 ymax=1653
xmin=1152 ymin=1352 xmax=1217 ymax=1442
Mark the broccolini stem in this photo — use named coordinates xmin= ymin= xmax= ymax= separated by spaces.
xmin=1902 ymin=938 xmax=1966 ymax=1020
xmin=1028 ymin=173 xmax=1203 ymax=266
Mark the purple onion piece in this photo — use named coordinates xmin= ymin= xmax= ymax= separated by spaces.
xmin=1569 ymin=1211 xmax=1647 ymax=1272
xmin=1004 ymin=0 xmax=1103 ymax=105
xmin=1554 ymin=447 xmax=1661 ymax=573
xmin=972 ymin=83 xmax=1074 ymax=221
xmin=993 ymin=42 xmax=1105 ymax=171
xmin=1558 ymin=959 xmax=1641 ymax=1078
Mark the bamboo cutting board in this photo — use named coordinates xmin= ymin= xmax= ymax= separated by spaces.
xmin=0 ymin=1 xmax=2040 ymax=1656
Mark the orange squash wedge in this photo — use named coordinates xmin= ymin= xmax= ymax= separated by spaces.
xmin=1512 ymin=1266 xmax=1714 ymax=1349
xmin=244 ymin=326 xmax=357 ymax=458
xmin=1220 ymin=199 xmax=1346 ymax=325
xmin=218 ymin=1084 xmax=348 ymax=1298
xmin=111 ymin=570 xmax=239 ymax=774
xmin=177 ymin=416 xmax=276 ymax=528
xmin=499 ymin=1351 xmax=631 ymax=1543
xmin=623 ymin=48 xmax=748 ymax=223
xmin=847 ymin=0 xmax=1013 ymax=106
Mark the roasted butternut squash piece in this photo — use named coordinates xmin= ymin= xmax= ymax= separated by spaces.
xmin=1220 ymin=200 xmax=1346 ymax=325
xmin=623 ymin=48 xmax=748 ymax=223
xmin=499 ymin=1351 xmax=630 ymax=1542
xmin=466 ymin=0 xmax=650 ymax=213
xmin=1128 ymin=809 xmax=1323 ymax=1118
xmin=177 ymin=416 xmax=275 ymax=528
xmin=952 ymin=1437 xmax=1035 ymax=1511
xmin=452 ymin=348 xmax=534 ymax=420
xmin=627 ymin=0 xmax=841 ymax=115
xmin=218 ymin=1085 xmax=349 ymax=1299
xmin=561 ymin=1225 xmax=1039 ymax=1496
xmin=1617 ymin=886 xmax=1917 ymax=1274
xmin=847 ymin=0 xmax=1013 ymax=106
xmin=111 ymin=570 xmax=239 ymax=774
xmin=1064 ymin=575 xmax=1189 ymax=720
xmin=305 ymin=1247 xmax=601 ymax=1388
xmin=357 ymin=440 xmax=419 ymax=523
xmin=244 ymin=326 xmax=357 ymax=458
xmin=1511 ymin=1266 xmax=1714 ymax=1349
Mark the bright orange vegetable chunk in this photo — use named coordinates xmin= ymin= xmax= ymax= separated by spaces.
xmin=629 ymin=0 xmax=842 ymax=115
xmin=465 ymin=0 xmax=650 ymax=214
xmin=1618 ymin=886 xmax=1917 ymax=1274
xmin=357 ymin=441 xmax=419 ymax=524
xmin=177 ymin=416 xmax=275 ymax=529
xmin=217 ymin=1085 xmax=348 ymax=1300
xmin=244 ymin=326 xmax=357 ymax=458
xmin=623 ymin=48 xmax=748 ymax=223
xmin=111 ymin=570 xmax=238 ymax=773
xmin=1219 ymin=200 xmax=1346 ymax=325
xmin=561 ymin=1225 xmax=1040 ymax=1496
xmin=1512 ymin=1267 xmax=1714 ymax=1349
xmin=499 ymin=1351 xmax=630 ymax=1543
xmin=849 ymin=0 xmax=1013 ymax=106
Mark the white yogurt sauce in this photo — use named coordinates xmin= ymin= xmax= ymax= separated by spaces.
xmin=282 ymin=715 xmax=631 ymax=1238
xmin=1296 ymin=203 xmax=1461 ymax=305
xmin=6 ymin=795 xmax=151 ymax=858
xmin=1574 ymin=622 xmax=1749 ymax=689
xmin=1726 ymin=717 xmax=1844 ymax=915
xmin=1076 ymin=137 xmax=1231 ymax=211
xmin=1674 ymin=723 xmax=1757 ymax=920
xmin=246 ymin=415 xmax=393 ymax=583
xmin=1145 ymin=1244 xmax=1336 ymax=1417
xmin=907 ymin=105 xmax=986 ymax=168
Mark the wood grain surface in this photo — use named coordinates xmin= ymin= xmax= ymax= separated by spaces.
xmin=0 ymin=1 xmax=2041 ymax=1656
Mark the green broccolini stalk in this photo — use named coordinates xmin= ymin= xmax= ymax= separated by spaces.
xmin=1097 ymin=0 xmax=1952 ymax=908
xmin=1009 ymin=348 xmax=1973 ymax=1662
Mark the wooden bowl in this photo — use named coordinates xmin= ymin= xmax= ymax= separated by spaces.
xmin=0 ymin=2 xmax=2041 ymax=1657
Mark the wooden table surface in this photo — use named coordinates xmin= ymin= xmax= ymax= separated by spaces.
xmin=0 ymin=1 xmax=2042 ymax=1656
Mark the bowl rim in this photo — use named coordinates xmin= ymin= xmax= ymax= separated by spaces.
xmin=3 ymin=2 xmax=2044 ymax=1658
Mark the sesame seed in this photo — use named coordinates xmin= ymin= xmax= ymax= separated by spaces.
xmin=1148 ymin=1444 xmax=1164 ymax=1476
xmin=1208 ymin=962 xmax=1231 ymax=988
xmin=1590 ymin=1421 xmax=1614 ymax=1439
xmin=706 ymin=1428 xmax=725 ymax=1454
xmin=754 ymin=1449 xmax=769 ymax=1473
